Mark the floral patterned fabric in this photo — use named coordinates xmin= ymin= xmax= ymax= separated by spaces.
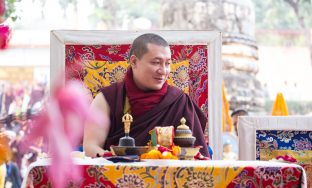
xmin=65 ymin=44 xmax=208 ymax=118
xmin=227 ymin=166 xmax=304 ymax=188
xmin=25 ymin=162 xmax=305 ymax=188
xmin=260 ymin=150 xmax=312 ymax=165
xmin=256 ymin=130 xmax=312 ymax=187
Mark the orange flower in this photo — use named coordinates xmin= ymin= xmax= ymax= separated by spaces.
xmin=141 ymin=145 xmax=180 ymax=160
xmin=141 ymin=149 xmax=162 ymax=159
xmin=140 ymin=153 xmax=148 ymax=159
xmin=171 ymin=145 xmax=181 ymax=156
xmin=161 ymin=151 xmax=173 ymax=159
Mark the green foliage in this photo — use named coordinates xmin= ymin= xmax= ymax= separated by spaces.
xmin=253 ymin=0 xmax=312 ymax=46
xmin=116 ymin=0 xmax=160 ymax=23
xmin=252 ymin=0 xmax=312 ymax=29
xmin=30 ymin=0 xmax=160 ymax=28
xmin=88 ymin=0 xmax=160 ymax=28
xmin=300 ymin=0 xmax=312 ymax=26
xmin=58 ymin=0 xmax=77 ymax=9
xmin=3 ymin=0 xmax=21 ymax=22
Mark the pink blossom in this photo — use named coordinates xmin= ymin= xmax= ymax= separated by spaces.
xmin=0 ymin=24 xmax=11 ymax=49
xmin=0 ymin=0 xmax=5 ymax=17
xmin=24 ymin=80 xmax=107 ymax=187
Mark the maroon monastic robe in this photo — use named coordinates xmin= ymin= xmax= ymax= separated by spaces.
xmin=101 ymin=82 xmax=209 ymax=157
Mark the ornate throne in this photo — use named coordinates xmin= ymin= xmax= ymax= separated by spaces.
xmin=50 ymin=30 xmax=222 ymax=159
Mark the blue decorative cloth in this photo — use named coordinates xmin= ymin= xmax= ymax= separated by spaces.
xmin=256 ymin=130 xmax=312 ymax=160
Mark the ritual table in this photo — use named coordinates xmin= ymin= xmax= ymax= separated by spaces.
xmin=22 ymin=158 xmax=307 ymax=187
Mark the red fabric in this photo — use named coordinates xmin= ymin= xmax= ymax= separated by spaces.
xmin=26 ymin=166 xmax=116 ymax=188
xmin=227 ymin=166 xmax=303 ymax=187
xmin=124 ymin=68 xmax=168 ymax=117
xmin=65 ymin=44 xmax=208 ymax=118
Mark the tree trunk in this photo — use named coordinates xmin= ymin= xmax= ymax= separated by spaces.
xmin=284 ymin=0 xmax=312 ymax=65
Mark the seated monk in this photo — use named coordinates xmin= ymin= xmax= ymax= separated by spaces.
xmin=83 ymin=33 xmax=209 ymax=158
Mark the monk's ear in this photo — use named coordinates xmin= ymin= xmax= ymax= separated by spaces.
xmin=129 ymin=55 xmax=137 ymax=68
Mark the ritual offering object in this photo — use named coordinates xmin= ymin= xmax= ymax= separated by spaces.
xmin=174 ymin=117 xmax=196 ymax=147
xmin=150 ymin=126 xmax=174 ymax=147
xmin=178 ymin=147 xmax=200 ymax=160
xmin=118 ymin=113 xmax=135 ymax=147
xmin=110 ymin=146 xmax=150 ymax=156
xmin=111 ymin=113 xmax=151 ymax=156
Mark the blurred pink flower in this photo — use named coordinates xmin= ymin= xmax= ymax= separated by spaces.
xmin=24 ymin=80 xmax=107 ymax=187
xmin=0 ymin=0 xmax=5 ymax=18
xmin=0 ymin=24 xmax=11 ymax=49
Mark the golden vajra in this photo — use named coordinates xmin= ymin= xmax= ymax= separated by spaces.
xmin=122 ymin=113 xmax=133 ymax=134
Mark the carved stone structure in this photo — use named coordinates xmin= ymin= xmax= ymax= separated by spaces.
xmin=161 ymin=0 xmax=265 ymax=112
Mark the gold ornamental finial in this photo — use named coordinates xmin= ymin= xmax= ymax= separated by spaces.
xmin=177 ymin=117 xmax=189 ymax=130
xmin=122 ymin=113 xmax=133 ymax=134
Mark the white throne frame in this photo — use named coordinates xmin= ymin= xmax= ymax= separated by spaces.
xmin=238 ymin=116 xmax=312 ymax=160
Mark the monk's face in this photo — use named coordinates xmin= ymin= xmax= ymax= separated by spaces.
xmin=131 ymin=43 xmax=171 ymax=91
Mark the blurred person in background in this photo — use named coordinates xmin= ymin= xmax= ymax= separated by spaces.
xmin=8 ymin=96 xmax=23 ymax=116
xmin=0 ymin=163 xmax=5 ymax=188
xmin=20 ymin=152 xmax=38 ymax=179
xmin=5 ymin=149 xmax=22 ymax=188
xmin=10 ymin=130 xmax=25 ymax=170
xmin=0 ymin=83 xmax=4 ymax=115
xmin=21 ymin=87 xmax=31 ymax=113
xmin=231 ymin=108 xmax=248 ymax=136
xmin=28 ymin=81 xmax=45 ymax=112
xmin=0 ymin=130 xmax=15 ymax=187
xmin=2 ymin=85 xmax=15 ymax=116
